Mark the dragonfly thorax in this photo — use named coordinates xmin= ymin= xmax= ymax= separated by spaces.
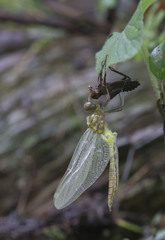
xmin=87 ymin=107 xmax=106 ymax=134
xmin=84 ymin=98 xmax=106 ymax=134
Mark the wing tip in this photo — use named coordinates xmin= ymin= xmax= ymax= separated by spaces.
xmin=54 ymin=193 xmax=64 ymax=210
xmin=54 ymin=193 xmax=71 ymax=210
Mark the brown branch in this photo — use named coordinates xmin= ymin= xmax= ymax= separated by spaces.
xmin=45 ymin=0 xmax=86 ymax=20
xmin=0 ymin=12 xmax=79 ymax=32
xmin=0 ymin=11 xmax=110 ymax=34
xmin=45 ymin=0 xmax=110 ymax=32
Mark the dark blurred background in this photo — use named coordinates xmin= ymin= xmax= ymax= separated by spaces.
xmin=0 ymin=0 xmax=164 ymax=240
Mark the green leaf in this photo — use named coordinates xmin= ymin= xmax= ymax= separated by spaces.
xmin=96 ymin=1 xmax=143 ymax=73
xmin=149 ymin=42 xmax=165 ymax=80
xmin=96 ymin=0 xmax=157 ymax=74
xmin=142 ymin=0 xmax=157 ymax=13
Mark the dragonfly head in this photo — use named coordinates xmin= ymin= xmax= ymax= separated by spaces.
xmin=83 ymin=101 xmax=97 ymax=111
xmin=83 ymin=97 xmax=100 ymax=112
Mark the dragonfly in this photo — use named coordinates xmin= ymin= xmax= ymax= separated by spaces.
xmin=54 ymin=96 xmax=118 ymax=210
xmin=54 ymin=62 xmax=140 ymax=211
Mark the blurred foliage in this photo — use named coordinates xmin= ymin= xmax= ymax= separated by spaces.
xmin=0 ymin=0 xmax=46 ymax=15
xmin=143 ymin=3 xmax=165 ymax=50
xmin=135 ymin=2 xmax=165 ymax=62
xmin=98 ymin=0 xmax=117 ymax=13
xmin=44 ymin=228 xmax=67 ymax=240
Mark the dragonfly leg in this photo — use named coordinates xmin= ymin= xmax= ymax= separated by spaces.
xmin=98 ymin=68 xmax=103 ymax=86
xmin=109 ymin=67 xmax=131 ymax=82
xmin=104 ymin=92 xmax=125 ymax=113
xmin=98 ymin=56 xmax=108 ymax=86
xmin=103 ymin=70 xmax=107 ymax=86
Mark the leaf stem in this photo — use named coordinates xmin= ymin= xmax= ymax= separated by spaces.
xmin=160 ymin=81 xmax=165 ymax=104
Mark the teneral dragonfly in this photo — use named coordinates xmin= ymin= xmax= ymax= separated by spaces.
xmin=54 ymin=97 xmax=118 ymax=210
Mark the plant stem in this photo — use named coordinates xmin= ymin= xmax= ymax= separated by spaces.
xmin=160 ymin=81 xmax=165 ymax=104
xmin=116 ymin=219 xmax=143 ymax=234
xmin=141 ymin=45 xmax=160 ymax=99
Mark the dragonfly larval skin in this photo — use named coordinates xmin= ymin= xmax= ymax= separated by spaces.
xmin=54 ymin=97 xmax=119 ymax=210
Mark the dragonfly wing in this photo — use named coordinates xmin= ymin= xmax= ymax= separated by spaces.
xmin=54 ymin=128 xmax=110 ymax=209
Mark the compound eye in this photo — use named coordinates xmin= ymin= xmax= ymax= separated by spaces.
xmin=83 ymin=102 xmax=97 ymax=111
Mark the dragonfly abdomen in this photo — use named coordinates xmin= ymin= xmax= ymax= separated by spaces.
xmin=108 ymin=144 xmax=119 ymax=211
xmin=102 ymin=128 xmax=119 ymax=211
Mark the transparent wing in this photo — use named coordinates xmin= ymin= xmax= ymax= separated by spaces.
xmin=54 ymin=128 xmax=110 ymax=209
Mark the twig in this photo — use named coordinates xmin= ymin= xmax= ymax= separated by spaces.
xmin=0 ymin=12 xmax=77 ymax=32
xmin=0 ymin=11 xmax=109 ymax=34
xmin=45 ymin=0 xmax=110 ymax=33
